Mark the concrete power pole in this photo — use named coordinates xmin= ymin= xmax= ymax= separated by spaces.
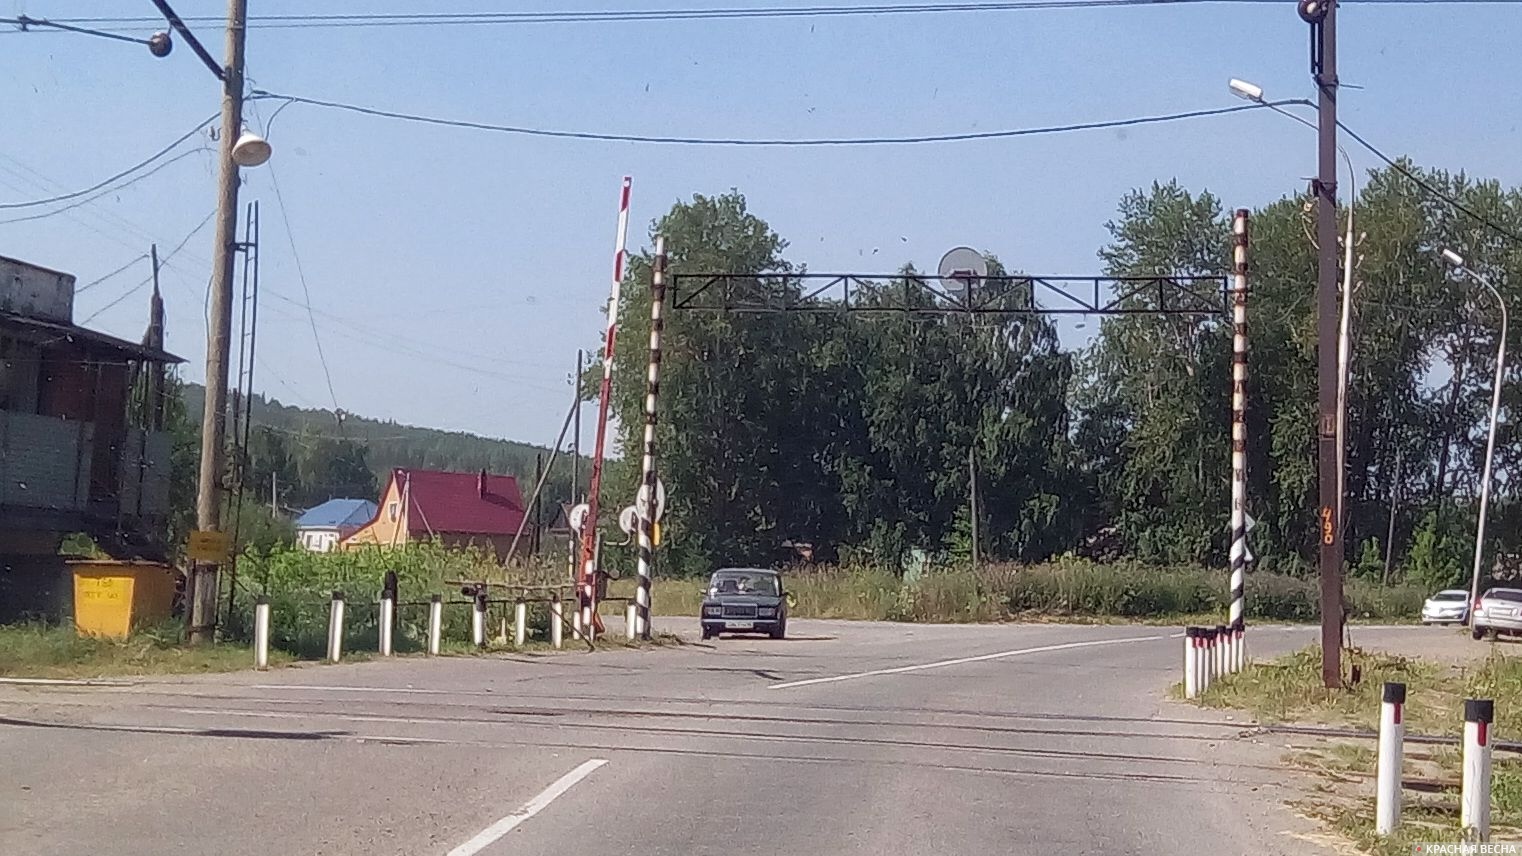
xmin=190 ymin=0 xmax=250 ymax=644
xmin=1308 ymin=0 xmax=1344 ymax=687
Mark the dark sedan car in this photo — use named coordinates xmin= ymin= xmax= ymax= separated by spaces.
xmin=700 ymin=568 xmax=788 ymax=640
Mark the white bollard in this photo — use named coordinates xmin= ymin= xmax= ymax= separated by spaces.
xmin=1462 ymin=698 xmax=1495 ymax=842
xmin=1184 ymin=627 xmax=1199 ymax=699
xmin=572 ymin=608 xmax=583 ymax=641
xmin=326 ymin=591 xmax=346 ymax=663
xmin=379 ymin=594 xmax=395 ymax=657
xmin=1214 ymin=624 xmax=1227 ymax=680
xmin=1194 ymin=628 xmax=1208 ymax=695
xmin=1233 ymin=625 xmax=1246 ymax=672
xmin=471 ymin=594 xmax=487 ymax=649
xmin=427 ymin=594 xmax=443 ymax=656
xmin=253 ymin=596 xmax=271 ymax=671
xmin=514 ymin=600 xmax=528 ymax=647
xmin=551 ymin=597 xmax=564 ymax=649
xmin=626 ymin=602 xmax=637 ymax=641
xmin=1375 ymin=681 xmax=1405 ymax=836
xmin=1201 ymin=628 xmax=1214 ymax=692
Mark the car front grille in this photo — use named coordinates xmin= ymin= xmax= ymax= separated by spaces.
xmin=722 ymin=604 xmax=758 ymax=618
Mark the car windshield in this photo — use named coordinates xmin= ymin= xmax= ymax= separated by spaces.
xmin=1486 ymin=589 xmax=1522 ymax=603
xmin=1432 ymin=591 xmax=1468 ymax=602
xmin=710 ymin=573 xmax=779 ymax=597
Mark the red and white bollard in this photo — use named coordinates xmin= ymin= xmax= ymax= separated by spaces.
xmin=1375 ymin=681 xmax=1405 ymax=835
xmin=1201 ymin=627 xmax=1215 ymax=692
xmin=1462 ymin=698 xmax=1494 ymax=842
xmin=1183 ymin=627 xmax=1200 ymax=699
xmin=1213 ymin=624 xmax=1227 ymax=679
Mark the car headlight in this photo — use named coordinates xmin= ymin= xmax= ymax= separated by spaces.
xmin=758 ymin=606 xmax=777 ymax=618
xmin=703 ymin=605 xmax=722 ymax=617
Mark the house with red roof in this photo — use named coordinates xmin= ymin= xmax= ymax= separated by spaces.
xmin=342 ymin=468 xmax=532 ymax=558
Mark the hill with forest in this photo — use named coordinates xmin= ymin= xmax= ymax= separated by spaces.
xmin=178 ymin=382 xmax=587 ymax=512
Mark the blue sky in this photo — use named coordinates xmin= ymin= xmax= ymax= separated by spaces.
xmin=3 ymin=1 xmax=1518 ymax=444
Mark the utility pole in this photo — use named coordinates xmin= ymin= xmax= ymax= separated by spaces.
xmin=190 ymin=0 xmax=249 ymax=644
xmin=572 ymin=348 xmax=583 ymax=502
xmin=1384 ymin=448 xmax=1400 ymax=585
xmin=1306 ymin=0 xmax=1343 ymax=687
xmin=968 ymin=445 xmax=980 ymax=572
xmin=533 ymin=452 xmax=544 ymax=555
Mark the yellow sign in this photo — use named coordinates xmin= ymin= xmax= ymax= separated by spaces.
xmin=186 ymin=529 xmax=233 ymax=562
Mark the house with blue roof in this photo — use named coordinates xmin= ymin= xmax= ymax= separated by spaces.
xmin=295 ymin=498 xmax=379 ymax=553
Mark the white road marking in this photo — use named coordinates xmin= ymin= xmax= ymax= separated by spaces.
xmin=767 ymin=633 xmax=1175 ymax=690
xmin=0 ymin=677 xmax=134 ymax=687
xmin=445 ymin=759 xmax=607 ymax=856
xmin=253 ymin=683 xmax=466 ymax=695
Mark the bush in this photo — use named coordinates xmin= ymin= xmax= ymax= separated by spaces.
xmin=224 ymin=543 xmax=556 ymax=657
xmin=1346 ymin=577 xmax=1427 ymax=620
xmin=1003 ymin=558 xmax=1218 ymax=616
xmin=1246 ymin=573 xmax=1319 ymax=621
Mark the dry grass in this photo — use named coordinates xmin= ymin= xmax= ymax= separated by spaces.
xmin=1198 ymin=645 xmax=1522 ymax=852
xmin=0 ymin=623 xmax=286 ymax=679
xmin=1198 ymin=645 xmax=1522 ymax=737
xmin=604 ymin=562 xmax=1426 ymax=626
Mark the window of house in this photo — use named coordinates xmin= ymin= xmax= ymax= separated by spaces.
xmin=388 ymin=501 xmax=399 ymax=521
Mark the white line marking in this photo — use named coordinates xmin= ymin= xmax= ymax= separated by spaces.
xmin=0 ymin=677 xmax=134 ymax=687
xmin=253 ymin=683 xmax=465 ymax=695
xmin=446 ymin=759 xmax=607 ymax=856
xmin=767 ymin=633 xmax=1174 ymax=690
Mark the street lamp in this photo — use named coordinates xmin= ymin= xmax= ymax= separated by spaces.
xmin=1440 ymin=249 xmax=1509 ymax=620
xmin=1230 ymin=78 xmax=1359 ymax=531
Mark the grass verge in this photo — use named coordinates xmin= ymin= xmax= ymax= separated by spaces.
xmin=1196 ymin=645 xmax=1522 ymax=851
xmin=0 ymin=623 xmax=287 ymax=679
xmin=1197 ymin=645 xmax=1522 ymax=736
xmin=605 ymin=560 xmax=1428 ymax=626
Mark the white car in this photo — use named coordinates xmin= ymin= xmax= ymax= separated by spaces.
xmin=1422 ymin=589 xmax=1472 ymax=625
xmin=1471 ymin=587 xmax=1522 ymax=639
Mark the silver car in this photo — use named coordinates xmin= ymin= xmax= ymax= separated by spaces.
xmin=1471 ymin=587 xmax=1522 ymax=639
xmin=1422 ymin=588 xmax=1471 ymax=625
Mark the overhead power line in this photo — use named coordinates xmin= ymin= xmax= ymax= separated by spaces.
xmin=0 ymin=148 xmax=209 ymax=226
xmin=250 ymin=90 xmax=1296 ymax=146
xmin=261 ymin=155 xmax=344 ymax=420
xmin=1334 ymin=120 xmax=1522 ymax=245
xmin=0 ymin=114 xmax=216 ymax=209
xmin=29 ymin=0 xmax=1522 ymax=31
xmin=77 ymin=208 xmax=216 ymax=326
xmin=76 ymin=253 xmax=149 ymax=294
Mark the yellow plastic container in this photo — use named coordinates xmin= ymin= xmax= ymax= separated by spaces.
xmin=70 ymin=561 xmax=177 ymax=638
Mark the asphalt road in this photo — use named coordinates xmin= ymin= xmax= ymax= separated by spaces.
xmin=0 ymin=620 xmax=1454 ymax=856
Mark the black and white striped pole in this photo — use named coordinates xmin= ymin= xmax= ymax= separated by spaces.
xmin=326 ymin=590 xmax=345 ymax=663
xmin=427 ymin=594 xmax=443 ymax=656
xmin=633 ymin=237 xmax=668 ymax=641
xmin=253 ymin=595 xmax=270 ymax=671
xmin=1228 ymin=208 xmax=1251 ymax=673
xmin=1375 ymin=681 xmax=1405 ymax=835
xmin=1183 ymin=627 xmax=1200 ymax=699
xmin=1462 ymin=698 xmax=1494 ymax=842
